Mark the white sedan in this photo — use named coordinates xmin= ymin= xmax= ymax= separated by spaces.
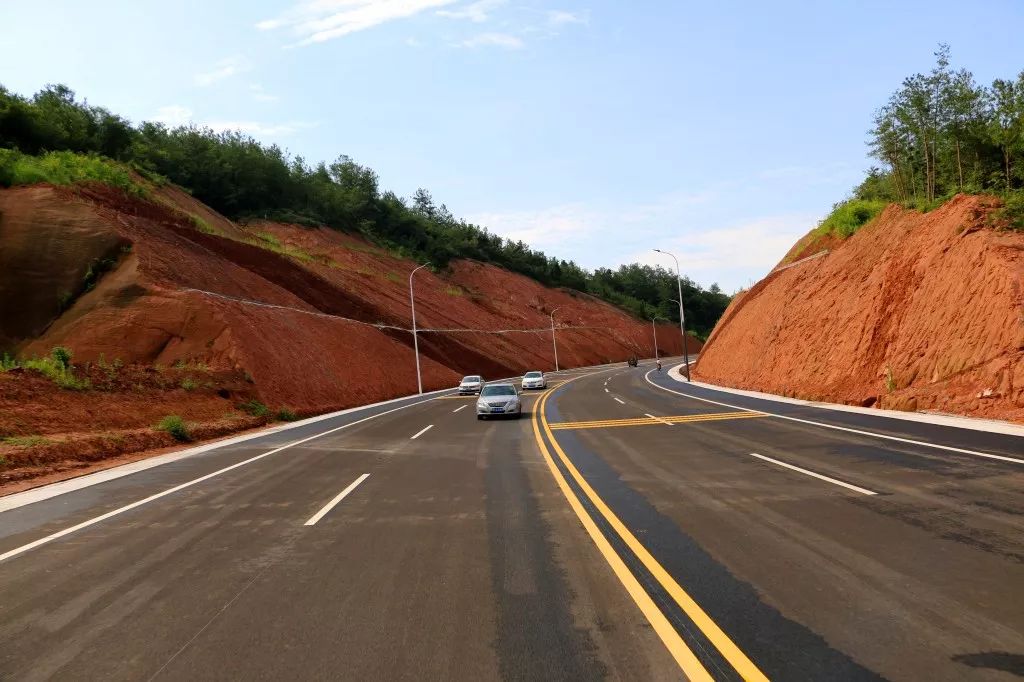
xmin=521 ymin=371 xmax=547 ymax=390
xmin=458 ymin=375 xmax=484 ymax=394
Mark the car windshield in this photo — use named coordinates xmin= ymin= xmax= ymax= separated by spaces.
xmin=462 ymin=376 xmax=481 ymax=382
xmin=481 ymin=385 xmax=516 ymax=396
xmin=525 ymin=372 xmax=542 ymax=378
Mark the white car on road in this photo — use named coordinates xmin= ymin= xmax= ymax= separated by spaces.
xmin=458 ymin=375 xmax=484 ymax=395
xmin=521 ymin=371 xmax=547 ymax=390
xmin=476 ymin=383 xmax=522 ymax=419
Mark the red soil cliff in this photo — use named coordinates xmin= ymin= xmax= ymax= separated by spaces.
xmin=0 ymin=182 xmax=700 ymax=486
xmin=694 ymin=195 xmax=1024 ymax=423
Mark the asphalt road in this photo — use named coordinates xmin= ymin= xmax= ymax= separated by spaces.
xmin=1 ymin=359 xmax=1022 ymax=681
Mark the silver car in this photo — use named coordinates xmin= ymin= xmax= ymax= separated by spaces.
xmin=476 ymin=383 xmax=522 ymax=419
xmin=521 ymin=370 xmax=547 ymax=390
xmin=458 ymin=375 xmax=484 ymax=395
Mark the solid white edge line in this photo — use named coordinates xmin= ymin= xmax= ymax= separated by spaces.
xmin=452 ymin=405 xmax=467 ymax=413
xmin=645 ymin=369 xmax=1024 ymax=466
xmin=0 ymin=359 xmax=659 ymax=517
xmin=644 ymin=413 xmax=674 ymax=426
xmin=304 ymin=474 xmax=371 ymax=526
xmin=0 ymin=398 xmax=439 ymax=564
xmin=749 ymin=453 xmax=877 ymax=496
xmin=0 ymin=385 xmax=459 ymax=512
xmin=666 ymin=363 xmax=1024 ymax=438
xmin=410 ymin=424 xmax=434 ymax=440
xmin=613 ymin=397 xmax=625 ymax=404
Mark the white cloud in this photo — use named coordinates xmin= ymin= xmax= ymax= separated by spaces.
xmin=437 ymin=0 xmax=505 ymax=22
xmin=194 ymin=56 xmax=249 ymax=87
xmin=249 ymin=84 xmax=279 ymax=102
xmin=465 ymin=182 xmax=822 ymax=292
xmin=466 ymin=204 xmax=595 ymax=249
xmin=459 ymin=32 xmax=523 ymax=49
xmin=204 ymin=120 xmax=317 ymax=136
xmin=625 ymin=214 xmax=818 ymax=280
xmin=152 ymin=105 xmax=194 ymax=127
xmin=546 ymin=9 xmax=587 ymax=26
xmin=149 ymin=106 xmax=315 ymax=137
xmin=258 ymin=0 xmax=458 ymax=46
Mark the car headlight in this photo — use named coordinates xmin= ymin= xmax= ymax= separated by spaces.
xmin=506 ymin=400 xmax=519 ymax=409
xmin=477 ymin=401 xmax=486 ymax=410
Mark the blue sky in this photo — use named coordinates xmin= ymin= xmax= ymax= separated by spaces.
xmin=3 ymin=1 xmax=1022 ymax=291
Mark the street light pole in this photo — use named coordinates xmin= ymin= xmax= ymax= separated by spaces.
xmin=409 ymin=262 xmax=430 ymax=394
xmin=651 ymin=316 xmax=665 ymax=361
xmin=654 ymin=249 xmax=691 ymax=381
xmin=550 ymin=306 xmax=562 ymax=372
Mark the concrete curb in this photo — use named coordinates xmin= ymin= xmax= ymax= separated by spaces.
xmin=0 ymin=386 xmax=457 ymax=512
xmin=666 ymin=364 xmax=1024 ymax=438
xmin=0 ymin=361 xmax=631 ymax=511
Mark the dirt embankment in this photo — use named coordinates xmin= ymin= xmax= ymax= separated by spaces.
xmin=694 ymin=195 xmax=1024 ymax=422
xmin=0 ymin=182 xmax=700 ymax=487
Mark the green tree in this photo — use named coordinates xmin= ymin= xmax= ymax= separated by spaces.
xmin=988 ymin=74 xmax=1024 ymax=189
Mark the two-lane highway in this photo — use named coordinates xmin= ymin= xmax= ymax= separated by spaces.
xmin=1 ymin=360 xmax=1022 ymax=680
xmin=537 ymin=363 xmax=1024 ymax=681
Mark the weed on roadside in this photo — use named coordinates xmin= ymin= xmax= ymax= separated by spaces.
xmin=238 ymin=400 xmax=269 ymax=418
xmin=156 ymin=415 xmax=191 ymax=442
xmin=275 ymin=408 xmax=298 ymax=422
xmin=2 ymin=435 xmax=51 ymax=448
xmin=885 ymin=367 xmax=896 ymax=393
xmin=21 ymin=347 xmax=90 ymax=390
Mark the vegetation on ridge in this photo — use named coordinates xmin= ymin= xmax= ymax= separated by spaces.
xmin=0 ymin=84 xmax=728 ymax=337
xmin=821 ymin=45 xmax=1024 ymax=237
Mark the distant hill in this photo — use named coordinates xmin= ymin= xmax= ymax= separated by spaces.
xmin=0 ymin=83 xmax=730 ymax=338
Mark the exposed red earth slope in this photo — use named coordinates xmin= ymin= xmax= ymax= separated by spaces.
xmin=694 ymin=195 xmax=1024 ymax=422
xmin=0 ymin=182 xmax=700 ymax=487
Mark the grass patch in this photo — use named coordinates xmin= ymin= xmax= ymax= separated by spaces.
xmin=445 ymin=285 xmax=463 ymax=297
xmin=1 ymin=352 xmax=18 ymax=371
xmin=256 ymin=231 xmax=283 ymax=248
xmin=275 ymin=408 xmax=298 ymax=422
xmin=994 ymin=190 xmax=1024 ymax=231
xmin=816 ymin=199 xmax=888 ymax=239
xmin=191 ymin=215 xmax=217 ymax=235
xmin=20 ymin=347 xmax=90 ymax=390
xmin=2 ymin=435 xmax=51 ymax=448
xmin=156 ymin=415 xmax=191 ymax=442
xmin=180 ymin=377 xmax=197 ymax=391
xmin=247 ymin=231 xmax=316 ymax=262
xmin=0 ymin=149 xmax=146 ymax=196
xmin=238 ymin=400 xmax=269 ymax=418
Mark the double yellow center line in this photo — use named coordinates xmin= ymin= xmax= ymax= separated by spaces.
xmin=549 ymin=411 xmax=766 ymax=431
xmin=531 ymin=375 xmax=769 ymax=681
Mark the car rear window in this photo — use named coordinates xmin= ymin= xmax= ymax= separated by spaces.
xmin=481 ymin=385 xmax=516 ymax=396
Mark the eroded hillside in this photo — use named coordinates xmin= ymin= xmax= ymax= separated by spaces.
xmin=694 ymin=195 xmax=1024 ymax=422
xmin=0 ymin=181 xmax=698 ymax=486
